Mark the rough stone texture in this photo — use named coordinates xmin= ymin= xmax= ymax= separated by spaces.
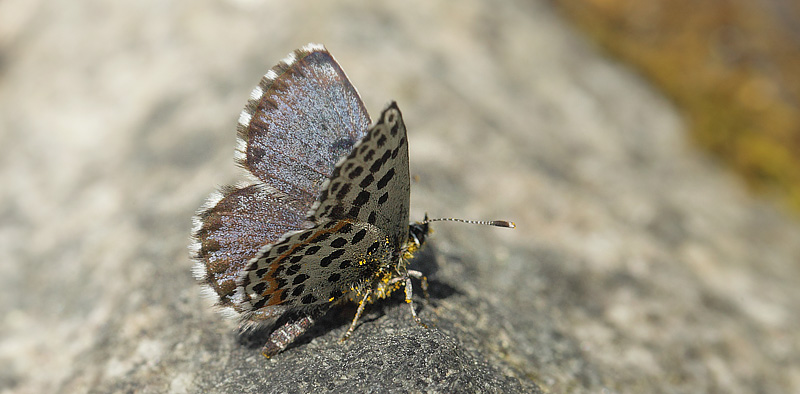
xmin=2 ymin=0 xmax=799 ymax=393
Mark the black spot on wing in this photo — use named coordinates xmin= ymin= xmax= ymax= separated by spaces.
xmin=353 ymin=191 xmax=370 ymax=207
xmin=330 ymin=237 xmax=348 ymax=248
xmin=377 ymin=168 xmax=395 ymax=189
xmin=293 ymin=274 xmax=309 ymax=285
xmin=301 ymin=294 xmax=317 ymax=304
xmin=351 ymin=229 xmax=367 ymax=244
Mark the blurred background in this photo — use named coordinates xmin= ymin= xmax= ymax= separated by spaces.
xmin=1 ymin=0 xmax=799 ymax=393
xmin=555 ymin=0 xmax=800 ymax=214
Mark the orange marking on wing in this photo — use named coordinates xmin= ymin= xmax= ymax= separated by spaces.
xmin=259 ymin=220 xmax=354 ymax=301
xmin=265 ymin=288 xmax=285 ymax=306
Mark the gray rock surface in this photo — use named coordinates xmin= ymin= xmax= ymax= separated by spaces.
xmin=2 ymin=0 xmax=800 ymax=393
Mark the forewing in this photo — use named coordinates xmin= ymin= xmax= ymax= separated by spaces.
xmin=237 ymin=44 xmax=371 ymax=209
xmin=308 ymin=102 xmax=410 ymax=249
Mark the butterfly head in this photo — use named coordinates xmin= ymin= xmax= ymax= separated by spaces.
xmin=405 ymin=214 xmax=431 ymax=259
xmin=403 ymin=213 xmax=515 ymax=259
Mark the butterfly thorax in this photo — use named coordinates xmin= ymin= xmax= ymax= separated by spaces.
xmin=366 ymin=221 xmax=431 ymax=301
xmin=346 ymin=238 xmax=409 ymax=303
xmin=355 ymin=265 xmax=402 ymax=302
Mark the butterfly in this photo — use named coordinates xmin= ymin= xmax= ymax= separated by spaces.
xmin=191 ymin=43 xmax=513 ymax=357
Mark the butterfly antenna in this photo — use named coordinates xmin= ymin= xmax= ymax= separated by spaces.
xmin=420 ymin=217 xmax=516 ymax=229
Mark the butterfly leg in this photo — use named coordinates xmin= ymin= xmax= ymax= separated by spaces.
xmin=403 ymin=275 xmax=429 ymax=328
xmin=407 ymin=269 xmax=429 ymax=299
xmin=261 ymin=314 xmax=316 ymax=358
xmin=341 ymin=290 xmax=372 ymax=341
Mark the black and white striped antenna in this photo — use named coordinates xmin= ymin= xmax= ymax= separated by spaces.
xmin=419 ymin=217 xmax=515 ymax=228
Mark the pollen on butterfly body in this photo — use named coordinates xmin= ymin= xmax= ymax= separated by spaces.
xmin=190 ymin=43 xmax=513 ymax=358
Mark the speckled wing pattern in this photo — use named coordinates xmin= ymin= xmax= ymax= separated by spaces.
xmin=237 ymin=46 xmax=372 ymax=208
xmin=309 ymin=102 xmax=410 ymax=240
xmin=191 ymin=184 xmax=310 ymax=310
xmin=238 ymin=103 xmax=410 ymax=322
xmin=190 ymin=44 xmax=371 ymax=316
